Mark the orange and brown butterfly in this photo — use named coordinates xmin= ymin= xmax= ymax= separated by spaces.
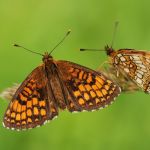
xmin=80 ymin=22 xmax=149 ymax=93
xmin=102 ymin=46 xmax=149 ymax=93
xmin=2 ymin=30 xmax=121 ymax=131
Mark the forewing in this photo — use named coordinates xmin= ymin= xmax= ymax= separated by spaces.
xmin=3 ymin=65 xmax=58 ymax=130
xmin=113 ymin=49 xmax=150 ymax=93
xmin=56 ymin=60 xmax=121 ymax=111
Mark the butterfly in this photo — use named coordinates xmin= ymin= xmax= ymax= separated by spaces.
xmin=104 ymin=45 xmax=150 ymax=93
xmin=3 ymin=37 xmax=121 ymax=131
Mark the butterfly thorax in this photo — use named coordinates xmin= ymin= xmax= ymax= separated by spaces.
xmin=42 ymin=52 xmax=58 ymax=77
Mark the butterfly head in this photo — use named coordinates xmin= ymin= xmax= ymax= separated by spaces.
xmin=105 ymin=45 xmax=114 ymax=56
xmin=42 ymin=52 xmax=53 ymax=63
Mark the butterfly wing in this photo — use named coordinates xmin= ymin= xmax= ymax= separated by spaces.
xmin=3 ymin=65 xmax=58 ymax=130
xmin=55 ymin=60 xmax=121 ymax=111
xmin=111 ymin=49 xmax=150 ymax=93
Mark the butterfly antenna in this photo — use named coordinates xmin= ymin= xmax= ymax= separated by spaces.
xmin=13 ymin=44 xmax=43 ymax=56
xmin=80 ymin=48 xmax=104 ymax=51
xmin=111 ymin=21 xmax=119 ymax=48
xmin=49 ymin=29 xmax=71 ymax=55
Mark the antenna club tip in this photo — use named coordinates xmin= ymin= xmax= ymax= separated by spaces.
xmin=66 ymin=29 xmax=71 ymax=35
xmin=13 ymin=44 xmax=20 ymax=47
xmin=80 ymin=49 xmax=85 ymax=51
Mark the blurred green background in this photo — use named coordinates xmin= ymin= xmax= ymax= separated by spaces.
xmin=0 ymin=0 xmax=150 ymax=150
